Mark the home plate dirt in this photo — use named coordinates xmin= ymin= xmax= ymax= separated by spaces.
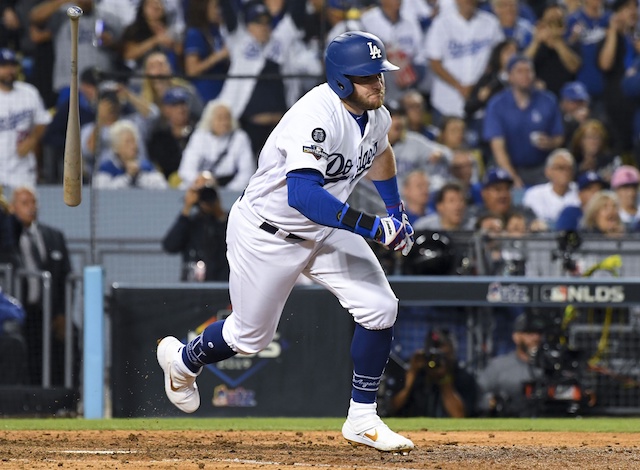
xmin=0 ymin=430 xmax=638 ymax=469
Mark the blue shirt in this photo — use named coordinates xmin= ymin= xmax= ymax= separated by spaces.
xmin=565 ymin=10 xmax=610 ymax=98
xmin=483 ymin=88 xmax=564 ymax=168
xmin=184 ymin=26 xmax=228 ymax=103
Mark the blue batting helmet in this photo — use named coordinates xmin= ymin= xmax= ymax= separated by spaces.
xmin=325 ymin=31 xmax=399 ymax=99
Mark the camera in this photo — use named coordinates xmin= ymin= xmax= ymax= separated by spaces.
xmin=552 ymin=230 xmax=582 ymax=274
xmin=198 ymin=184 xmax=219 ymax=203
xmin=423 ymin=329 xmax=451 ymax=371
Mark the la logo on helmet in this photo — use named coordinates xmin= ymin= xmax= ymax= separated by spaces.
xmin=367 ymin=42 xmax=382 ymax=60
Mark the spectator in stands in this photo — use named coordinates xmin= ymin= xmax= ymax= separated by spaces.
xmin=98 ymin=0 xmax=185 ymax=36
xmin=415 ymin=182 xmax=472 ymax=231
xmin=580 ymin=190 xmax=625 ymax=236
xmin=401 ymin=89 xmax=432 ymax=140
xmin=471 ymin=167 xmax=539 ymax=227
xmin=29 ymin=0 xmax=116 ymax=97
xmin=610 ymin=165 xmax=640 ymax=230
xmin=217 ymin=0 xmax=321 ymax=156
xmin=465 ymin=38 xmax=518 ymax=121
xmin=120 ymin=0 xmax=182 ymax=72
xmin=505 ymin=211 xmax=528 ymax=236
xmin=401 ymin=170 xmax=431 ymax=225
xmin=559 ymin=81 xmax=592 ymax=148
xmin=450 ymin=150 xmax=484 ymax=208
xmin=81 ymin=82 xmax=157 ymax=179
xmin=425 ymin=0 xmax=504 ymax=121
xmin=0 ymin=1 xmax=20 ymax=51
xmin=0 ymin=189 xmax=18 ymax=268
xmin=93 ymin=119 xmax=168 ymax=189
xmin=565 ymin=0 xmax=610 ymax=113
xmin=483 ymin=55 xmax=564 ymax=188
xmin=522 ymin=149 xmax=580 ymax=227
xmin=569 ymin=119 xmax=619 ymax=184
xmin=17 ymin=0 xmax=56 ymax=108
xmin=146 ymin=87 xmax=196 ymax=187
xmin=162 ymin=171 xmax=229 ymax=282
xmin=138 ymin=50 xmax=203 ymax=121
xmin=388 ymin=103 xmax=451 ymax=190
xmin=524 ymin=5 xmax=581 ymax=97
xmin=325 ymin=0 xmax=365 ymax=43
xmin=0 ymin=289 xmax=26 ymax=385
xmin=42 ymin=67 xmax=100 ymax=184
xmin=491 ymin=0 xmax=533 ymax=50
xmin=0 ymin=48 xmax=51 ymax=188
xmin=9 ymin=186 xmax=76 ymax=387
xmin=437 ymin=116 xmax=484 ymax=177
xmin=597 ymin=0 xmax=638 ymax=156
xmin=178 ymin=100 xmax=255 ymax=191
xmin=556 ymin=170 xmax=606 ymax=231
xmin=381 ymin=328 xmax=477 ymax=417
xmin=476 ymin=312 xmax=544 ymax=416
xmin=620 ymin=54 xmax=640 ymax=164
xmin=359 ymin=0 xmax=426 ymax=102
xmin=183 ymin=0 xmax=230 ymax=104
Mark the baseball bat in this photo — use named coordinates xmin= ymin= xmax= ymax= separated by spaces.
xmin=63 ymin=6 xmax=84 ymax=207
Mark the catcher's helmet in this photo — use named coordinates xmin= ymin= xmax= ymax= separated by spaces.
xmin=325 ymin=31 xmax=399 ymax=99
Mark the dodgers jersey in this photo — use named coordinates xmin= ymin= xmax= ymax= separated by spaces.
xmin=0 ymin=82 xmax=52 ymax=187
xmin=240 ymin=83 xmax=391 ymax=241
xmin=425 ymin=8 xmax=503 ymax=116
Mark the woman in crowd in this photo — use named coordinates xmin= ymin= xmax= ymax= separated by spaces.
xmin=178 ymin=100 xmax=255 ymax=191
xmin=580 ymin=190 xmax=624 ymax=236
xmin=183 ymin=0 xmax=230 ymax=103
xmin=93 ymin=119 xmax=168 ymax=189
xmin=120 ymin=0 xmax=182 ymax=71
xmin=138 ymin=51 xmax=203 ymax=120
xmin=570 ymin=119 xmax=620 ymax=184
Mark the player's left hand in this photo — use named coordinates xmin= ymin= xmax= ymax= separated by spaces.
xmin=388 ymin=201 xmax=414 ymax=256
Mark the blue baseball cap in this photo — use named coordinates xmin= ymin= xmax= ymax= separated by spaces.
xmin=482 ymin=167 xmax=514 ymax=188
xmin=244 ymin=1 xmax=271 ymax=23
xmin=560 ymin=81 xmax=590 ymax=103
xmin=0 ymin=48 xmax=18 ymax=66
xmin=577 ymin=171 xmax=606 ymax=191
xmin=506 ymin=54 xmax=532 ymax=73
xmin=162 ymin=87 xmax=190 ymax=105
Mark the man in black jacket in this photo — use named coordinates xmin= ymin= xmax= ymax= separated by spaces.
xmin=162 ymin=171 xmax=229 ymax=282
xmin=10 ymin=185 xmax=75 ymax=387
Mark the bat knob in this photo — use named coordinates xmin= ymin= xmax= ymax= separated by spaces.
xmin=66 ymin=6 xmax=84 ymax=19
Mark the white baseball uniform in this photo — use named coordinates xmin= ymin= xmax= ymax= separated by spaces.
xmin=425 ymin=8 xmax=503 ymax=117
xmin=222 ymin=83 xmax=398 ymax=354
xmin=0 ymin=82 xmax=52 ymax=188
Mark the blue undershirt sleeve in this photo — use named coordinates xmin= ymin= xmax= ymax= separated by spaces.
xmin=286 ymin=169 xmax=345 ymax=227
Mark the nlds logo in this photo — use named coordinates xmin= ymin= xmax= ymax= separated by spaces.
xmin=541 ymin=285 xmax=625 ymax=303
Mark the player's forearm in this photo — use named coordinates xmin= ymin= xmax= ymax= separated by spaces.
xmin=366 ymin=145 xmax=397 ymax=181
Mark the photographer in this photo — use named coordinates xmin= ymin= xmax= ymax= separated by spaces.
xmin=381 ymin=329 xmax=478 ymax=418
xmin=162 ymin=171 xmax=229 ymax=282
xmin=476 ymin=313 xmax=544 ymax=417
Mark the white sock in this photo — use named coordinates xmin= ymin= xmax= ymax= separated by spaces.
xmin=347 ymin=399 xmax=377 ymax=419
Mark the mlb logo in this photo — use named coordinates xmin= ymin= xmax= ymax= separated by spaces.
xmin=549 ymin=286 xmax=567 ymax=302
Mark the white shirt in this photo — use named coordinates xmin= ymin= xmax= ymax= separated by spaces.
xmin=241 ymin=83 xmax=391 ymax=241
xmin=179 ymin=128 xmax=256 ymax=191
xmin=0 ymin=82 xmax=52 ymax=188
xmin=360 ymin=7 xmax=427 ymax=102
xmin=425 ymin=8 xmax=503 ymax=116
xmin=522 ymin=182 xmax=580 ymax=225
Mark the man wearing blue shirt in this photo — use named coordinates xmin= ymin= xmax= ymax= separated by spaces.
xmin=483 ymin=55 xmax=564 ymax=188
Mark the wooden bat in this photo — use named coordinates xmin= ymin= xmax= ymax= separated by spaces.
xmin=63 ymin=6 xmax=83 ymax=207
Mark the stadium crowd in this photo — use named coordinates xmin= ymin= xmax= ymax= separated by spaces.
xmin=0 ymin=0 xmax=640 ymax=413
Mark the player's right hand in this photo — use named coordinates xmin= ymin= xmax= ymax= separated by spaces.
xmin=374 ymin=216 xmax=408 ymax=252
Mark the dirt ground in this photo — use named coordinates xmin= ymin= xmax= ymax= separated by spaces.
xmin=0 ymin=430 xmax=638 ymax=469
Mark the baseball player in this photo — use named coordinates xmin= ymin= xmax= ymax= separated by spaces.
xmin=157 ymin=31 xmax=415 ymax=453
xmin=0 ymin=48 xmax=51 ymax=188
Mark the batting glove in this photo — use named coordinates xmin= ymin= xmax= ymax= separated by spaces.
xmin=387 ymin=201 xmax=415 ymax=256
xmin=375 ymin=215 xmax=408 ymax=252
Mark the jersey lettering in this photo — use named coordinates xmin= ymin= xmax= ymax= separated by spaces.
xmin=367 ymin=42 xmax=382 ymax=59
